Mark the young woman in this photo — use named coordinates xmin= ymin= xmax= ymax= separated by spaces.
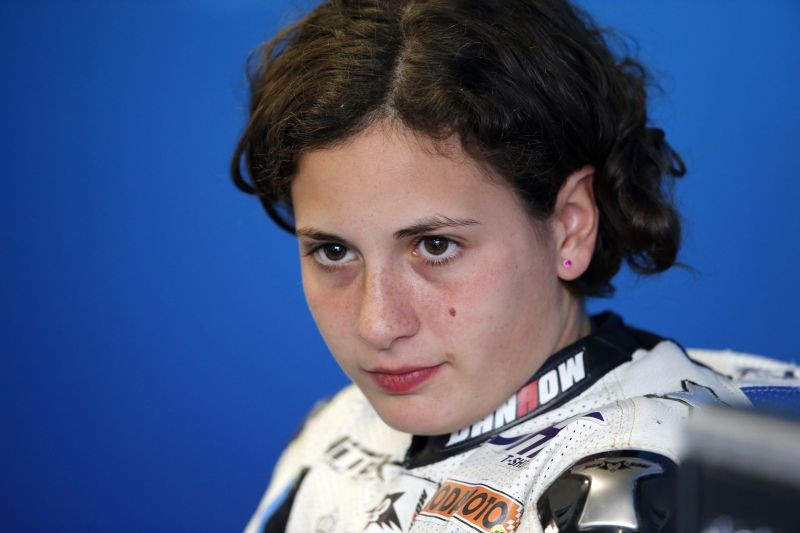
xmin=230 ymin=1 xmax=790 ymax=531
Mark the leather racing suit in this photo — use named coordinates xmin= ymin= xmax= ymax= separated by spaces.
xmin=244 ymin=313 xmax=796 ymax=533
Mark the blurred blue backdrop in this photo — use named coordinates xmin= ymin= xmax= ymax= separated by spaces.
xmin=2 ymin=1 xmax=798 ymax=531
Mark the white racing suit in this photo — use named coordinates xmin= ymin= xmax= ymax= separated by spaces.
xmin=244 ymin=313 xmax=799 ymax=533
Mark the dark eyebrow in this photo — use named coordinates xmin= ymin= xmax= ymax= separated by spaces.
xmin=294 ymin=228 xmax=348 ymax=243
xmin=294 ymin=216 xmax=479 ymax=243
xmin=393 ymin=215 xmax=480 ymax=239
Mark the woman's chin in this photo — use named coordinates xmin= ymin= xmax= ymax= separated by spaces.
xmin=368 ymin=394 xmax=464 ymax=436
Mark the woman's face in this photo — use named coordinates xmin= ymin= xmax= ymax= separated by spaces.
xmin=291 ymin=123 xmax=578 ymax=435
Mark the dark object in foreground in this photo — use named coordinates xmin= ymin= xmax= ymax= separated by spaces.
xmin=679 ymin=406 xmax=800 ymax=533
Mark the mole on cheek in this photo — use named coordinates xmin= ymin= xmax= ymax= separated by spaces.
xmin=448 ymin=307 xmax=457 ymax=317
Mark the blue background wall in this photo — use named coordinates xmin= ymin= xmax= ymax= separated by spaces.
xmin=2 ymin=1 xmax=798 ymax=531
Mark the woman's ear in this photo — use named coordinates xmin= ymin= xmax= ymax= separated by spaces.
xmin=551 ymin=165 xmax=598 ymax=281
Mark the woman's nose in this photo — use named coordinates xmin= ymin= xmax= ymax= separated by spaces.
xmin=357 ymin=267 xmax=420 ymax=351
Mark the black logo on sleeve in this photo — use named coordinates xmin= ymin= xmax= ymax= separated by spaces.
xmin=364 ymin=492 xmax=404 ymax=531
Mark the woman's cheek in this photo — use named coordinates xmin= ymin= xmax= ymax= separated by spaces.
xmin=425 ymin=269 xmax=504 ymax=337
xmin=320 ymin=295 xmax=358 ymax=332
xmin=304 ymin=281 xmax=358 ymax=345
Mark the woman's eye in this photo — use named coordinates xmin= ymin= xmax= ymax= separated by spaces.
xmin=313 ymin=243 xmax=356 ymax=266
xmin=423 ymin=237 xmax=449 ymax=255
xmin=414 ymin=236 xmax=460 ymax=265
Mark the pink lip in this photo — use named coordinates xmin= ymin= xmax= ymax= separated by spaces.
xmin=367 ymin=364 xmax=444 ymax=394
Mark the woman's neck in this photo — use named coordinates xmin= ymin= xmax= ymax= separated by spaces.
xmin=552 ymin=293 xmax=591 ymax=355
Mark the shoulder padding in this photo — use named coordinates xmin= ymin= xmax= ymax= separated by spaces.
xmin=537 ymin=450 xmax=677 ymax=532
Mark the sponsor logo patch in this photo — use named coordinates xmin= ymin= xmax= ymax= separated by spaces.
xmin=418 ymin=480 xmax=523 ymax=533
xmin=412 ymin=489 xmax=428 ymax=522
xmin=364 ymin=492 xmax=404 ymax=531
xmin=364 ymin=475 xmax=439 ymax=532
xmin=447 ymin=351 xmax=586 ymax=447
xmin=489 ymin=412 xmax=605 ymax=466
xmin=325 ymin=436 xmax=393 ymax=481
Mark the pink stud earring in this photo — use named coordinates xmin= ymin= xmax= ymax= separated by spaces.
xmin=563 ymin=259 xmax=572 ymax=269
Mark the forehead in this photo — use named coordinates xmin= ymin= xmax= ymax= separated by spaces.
xmin=290 ymin=123 xmax=528 ymax=234
xmin=296 ymin=123 xmax=487 ymax=189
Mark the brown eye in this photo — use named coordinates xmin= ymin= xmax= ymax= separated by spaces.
xmin=413 ymin=236 xmax=460 ymax=266
xmin=323 ymin=243 xmax=347 ymax=261
xmin=423 ymin=237 xmax=449 ymax=256
xmin=313 ymin=243 xmax=355 ymax=266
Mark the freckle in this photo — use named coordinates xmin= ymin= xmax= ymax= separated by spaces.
xmin=449 ymin=307 xmax=456 ymax=317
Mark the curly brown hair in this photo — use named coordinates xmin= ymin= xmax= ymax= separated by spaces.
xmin=231 ymin=0 xmax=685 ymax=296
